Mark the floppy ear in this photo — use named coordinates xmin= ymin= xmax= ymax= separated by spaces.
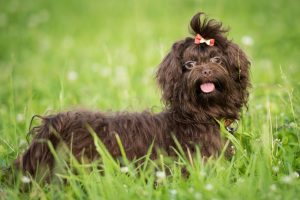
xmin=226 ymin=42 xmax=251 ymax=91
xmin=156 ymin=41 xmax=185 ymax=106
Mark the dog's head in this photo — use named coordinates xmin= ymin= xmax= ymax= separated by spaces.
xmin=156 ymin=12 xmax=250 ymax=120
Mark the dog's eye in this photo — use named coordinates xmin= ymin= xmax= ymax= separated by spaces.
xmin=210 ymin=56 xmax=222 ymax=64
xmin=183 ymin=61 xmax=197 ymax=70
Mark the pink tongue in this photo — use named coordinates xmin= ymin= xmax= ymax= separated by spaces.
xmin=200 ymin=83 xmax=215 ymax=93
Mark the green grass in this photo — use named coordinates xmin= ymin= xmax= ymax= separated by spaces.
xmin=0 ymin=0 xmax=300 ymax=199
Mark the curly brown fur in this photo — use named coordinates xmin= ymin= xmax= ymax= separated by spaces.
xmin=15 ymin=12 xmax=250 ymax=179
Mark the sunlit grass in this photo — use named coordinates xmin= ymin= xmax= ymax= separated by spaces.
xmin=0 ymin=0 xmax=300 ymax=199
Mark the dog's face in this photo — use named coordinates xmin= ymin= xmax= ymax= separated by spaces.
xmin=157 ymin=13 xmax=250 ymax=120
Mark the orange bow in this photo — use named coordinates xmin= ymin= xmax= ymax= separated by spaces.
xmin=194 ymin=34 xmax=215 ymax=46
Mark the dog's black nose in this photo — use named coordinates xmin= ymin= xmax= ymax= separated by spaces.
xmin=202 ymin=68 xmax=212 ymax=77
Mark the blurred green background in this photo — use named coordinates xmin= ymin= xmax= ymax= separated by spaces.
xmin=0 ymin=0 xmax=300 ymax=198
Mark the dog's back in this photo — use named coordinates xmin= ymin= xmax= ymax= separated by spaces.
xmin=15 ymin=110 xmax=174 ymax=178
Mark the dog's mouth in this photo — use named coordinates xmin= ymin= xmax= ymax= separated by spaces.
xmin=200 ymin=82 xmax=215 ymax=93
xmin=195 ymin=79 xmax=224 ymax=97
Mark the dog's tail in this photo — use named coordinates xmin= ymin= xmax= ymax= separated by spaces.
xmin=14 ymin=113 xmax=65 ymax=178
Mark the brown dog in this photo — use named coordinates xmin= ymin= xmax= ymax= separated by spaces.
xmin=15 ymin=12 xmax=250 ymax=178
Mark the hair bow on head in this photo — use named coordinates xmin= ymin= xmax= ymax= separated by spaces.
xmin=194 ymin=34 xmax=215 ymax=46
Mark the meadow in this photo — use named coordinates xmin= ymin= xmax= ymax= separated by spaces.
xmin=0 ymin=0 xmax=300 ymax=199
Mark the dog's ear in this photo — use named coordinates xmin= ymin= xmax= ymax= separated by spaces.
xmin=156 ymin=41 xmax=185 ymax=106
xmin=225 ymin=42 xmax=251 ymax=109
xmin=226 ymin=42 xmax=251 ymax=90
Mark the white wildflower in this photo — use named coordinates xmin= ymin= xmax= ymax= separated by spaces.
xmin=19 ymin=139 xmax=27 ymax=146
xmin=237 ymin=178 xmax=245 ymax=183
xmin=274 ymin=138 xmax=280 ymax=143
xmin=281 ymin=172 xmax=299 ymax=184
xmin=156 ymin=171 xmax=166 ymax=179
xmin=16 ymin=113 xmax=24 ymax=122
xmin=188 ymin=187 xmax=194 ymax=193
xmin=91 ymin=63 xmax=101 ymax=72
xmin=39 ymin=36 xmax=51 ymax=52
xmin=67 ymin=70 xmax=78 ymax=81
xmin=281 ymin=175 xmax=292 ymax=184
xmin=62 ymin=36 xmax=74 ymax=49
xmin=259 ymin=59 xmax=272 ymax=69
xmin=142 ymin=76 xmax=150 ymax=86
xmin=120 ymin=166 xmax=129 ymax=173
xmin=21 ymin=176 xmax=31 ymax=184
xmin=114 ymin=66 xmax=128 ymax=85
xmin=270 ymin=184 xmax=277 ymax=191
xmin=255 ymin=104 xmax=263 ymax=110
xmin=241 ymin=35 xmax=254 ymax=46
xmin=169 ymin=189 xmax=177 ymax=196
xmin=194 ymin=192 xmax=202 ymax=199
xmin=272 ymin=166 xmax=279 ymax=173
xmin=155 ymin=171 xmax=166 ymax=183
xmin=205 ymin=183 xmax=213 ymax=191
xmin=289 ymin=122 xmax=297 ymax=128
xmin=99 ymin=67 xmax=112 ymax=77
xmin=199 ymin=170 xmax=206 ymax=177
xmin=28 ymin=10 xmax=49 ymax=28
xmin=292 ymin=172 xmax=299 ymax=178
